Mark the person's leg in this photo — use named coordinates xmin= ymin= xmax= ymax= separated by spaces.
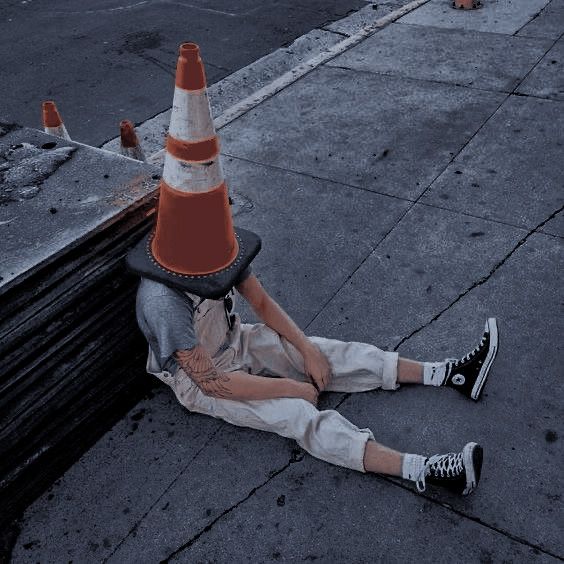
xmin=170 ymin=365 xmax=375 ymax=473
xmin=404 ymin=318 xmax=499 ymax=400
xmin=397 ymin=358 xmax=423 ymax=384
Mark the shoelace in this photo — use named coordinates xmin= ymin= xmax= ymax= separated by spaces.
xmin=447 ymin=334 xmax=487 ymax=370
xmin=416 ymin=452 xmax=464 ymax=493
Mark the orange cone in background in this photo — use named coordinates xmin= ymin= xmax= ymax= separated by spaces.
xmin=151 ymin=42 xmax=238 ymax=275
xmin=42 ymin=101 xmax=71 ymax=140
xmin=452 ymin=0 xmax=482 ymax=8
xmin=119 ymin=120 xmax=146 ymax=161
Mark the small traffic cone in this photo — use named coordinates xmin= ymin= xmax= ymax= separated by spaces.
xmin=152 ymin=42 xmax=238 ymax=275
xmin=119 ymin=120 xmax=146 ymax=161
xmin=42 ymin=101 xmax=71 ymax=140
xmin=452 ymin=0 xmax=482 ymax=8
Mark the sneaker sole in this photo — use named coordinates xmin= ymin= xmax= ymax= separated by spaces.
xmin=471 ymin=318 xmax=499 ymax=401
xmin=462 ymin=442 xmax=483 ymax=495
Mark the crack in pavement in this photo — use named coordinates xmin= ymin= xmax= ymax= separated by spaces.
xmin=393 ymin=202 xmax=564 ymax=352
xmin=102 ymin=421 xmax=223 ymax=563
xmin=382 ymin=475 xmax=564 ymax=561
xmin=161 ymin=451 xmax=305 ymax=562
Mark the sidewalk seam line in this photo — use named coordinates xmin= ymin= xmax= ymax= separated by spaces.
xmin=161 ymin=455 xmax=302 ymax=562
xmin=381 ymin=475 xmax=564 ymax=561
xmin=393 ymin=202 xmax=564 ymax=352
xmin=327 ymin=63 xmax=561 ymax=101
xmin=224 ymin=152 xmax=556 ymax=237
xmin=102 ymin=422 xmax=223 ymax=563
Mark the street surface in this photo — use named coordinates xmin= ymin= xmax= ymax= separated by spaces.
xmin=1 ymin=0 xmax=368 ymax=146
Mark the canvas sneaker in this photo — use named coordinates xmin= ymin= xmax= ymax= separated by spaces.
xmin=444 ymin=318 xmax=498 ymax=401
xmin=416 ymin=442 xmax=483 ymax=496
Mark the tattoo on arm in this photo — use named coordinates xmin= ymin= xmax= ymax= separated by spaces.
xmin=175 ymin=345 xmax=232 ymax=399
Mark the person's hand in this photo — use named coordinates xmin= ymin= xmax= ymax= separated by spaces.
xmin=294 ymin=381 xmax=319 ymax=406
xmin=302 ymin=343 xmax=333 ymax=393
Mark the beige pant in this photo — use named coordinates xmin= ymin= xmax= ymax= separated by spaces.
xmin=147 ymin=315 xmax=399 ymax=473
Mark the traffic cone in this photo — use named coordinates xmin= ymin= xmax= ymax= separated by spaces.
xmin=452 ymin=0 xmax=482 ymax=8
xmin=152 ymin=42 xmax=238 ymax=275
xmin=42 ymin=101 xmax=71 ymax=140
xmin=119 ymin=120 xmax=146 ymax=161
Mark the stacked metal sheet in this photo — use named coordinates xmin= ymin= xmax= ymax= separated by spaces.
xmin=0 ymin=122 xmax=160 ymax=526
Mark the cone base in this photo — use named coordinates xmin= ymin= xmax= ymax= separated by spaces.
xmin=125 ymin=228 xmax=262 ymax=299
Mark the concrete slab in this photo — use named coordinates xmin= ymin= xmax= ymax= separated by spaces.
xmin=0 ymin=127 xmax=158 ymax=294
xmin=387 ymin=232 xmax=564 ymax=556
xmin=219 ymin=156 xmax=412 ymax=329
xmin=105 ymin=425 xmax=299 ymax=563
xmin=398 ymin=0 xmax=552 ymax=35
xmin=517 ymin=0 xmax=564 ymax=39
xmin=421 ymin=96 xmax=564 ymax=231
xmin=516 ymin=38 xmax=564 ymax=102
xmin=305 ymin=203 xmax=524 ymax=351
xmin=10 ymin=387 xmax=222 ymax=562
xmin=328 ymin=22 xmax=553 ymax=92
xmin=167 ymin=456 xmax=558 ymax=563
xmin=220 ymin=66 xmax=505 ymax=201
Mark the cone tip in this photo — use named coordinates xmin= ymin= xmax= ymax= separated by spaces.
xmin=42 ymin=100 xmax=63 ymax=127
xmin=180 ymin=42 xmax=200 ymax=57
xmin=176 ymin=42 xmax=206 ymax=90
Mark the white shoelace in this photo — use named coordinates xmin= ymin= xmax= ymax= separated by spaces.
xmin=448 ymin=334 xmax=487 ymax=370
xmin=416 ymin=452 xmax=464 ymax=493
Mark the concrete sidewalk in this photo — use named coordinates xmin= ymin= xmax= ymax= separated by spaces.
xmin=8 ymin=0 xmax=563 ymax=562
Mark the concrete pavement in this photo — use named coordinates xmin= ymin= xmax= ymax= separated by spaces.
xmin=7 ymin=0 xmax=564 ymax=562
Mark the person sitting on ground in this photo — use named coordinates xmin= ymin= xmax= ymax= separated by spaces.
xmin=131 ymin=252 xmax=498 ymax=496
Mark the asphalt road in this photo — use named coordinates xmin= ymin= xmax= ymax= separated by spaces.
xmin=1 ymin=0 xmax=369 ymax=147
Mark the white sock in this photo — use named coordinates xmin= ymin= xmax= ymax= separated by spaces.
xmin=423 ymin=361 xmax=447 ymax=386
xmin=402 ymin=453 xmax=428 ymax=482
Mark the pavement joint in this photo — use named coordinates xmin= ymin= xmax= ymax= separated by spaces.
xmin=327 ymin=62 xmax=538 ymax=95
xmin=393 ymin=202 xmax=564 ymax=352
xmin=381 ymin=475 xmax=564 ymax=561
xmin=160 ymin=455 xmax=301 ymax=563
xmin=513 ymin=3 xmax=551 ymax=36
xmin=222 ymin=151 xmax=416 ymax=205
xmin=102 ymin=422 xmax=224 ymax=563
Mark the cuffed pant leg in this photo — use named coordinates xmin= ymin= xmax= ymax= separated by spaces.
xmin=171 ymin=369 xmax=374 ymax=473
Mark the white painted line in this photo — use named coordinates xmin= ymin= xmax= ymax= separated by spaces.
xmin=148 ymin=0 xmax=430 ymax=165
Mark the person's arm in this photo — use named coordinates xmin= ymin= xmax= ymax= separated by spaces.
xmin=235 ymin=274 xmax=333 ymax=391
xmin=174 ymin=344 xmax=318 ymax=405
xmin=235 ymin=274 xmax=314 ymax=356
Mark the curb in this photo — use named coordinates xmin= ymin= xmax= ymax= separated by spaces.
xmin=101 ymin=0 xmax=430 ymax=163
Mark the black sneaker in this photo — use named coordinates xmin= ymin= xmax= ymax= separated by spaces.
xmin=416 ymin=442 xmax=483 ymax=496
xmin=444 ymin=318 xmax=499 ymax=401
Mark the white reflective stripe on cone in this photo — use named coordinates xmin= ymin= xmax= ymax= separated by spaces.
xmin=169 ymin=87 xmax=215 ymax=142
xmin=163 ymin=155 xmax=224 ymax=193
xmin=44 ymin=124 xmax=71 ymax=141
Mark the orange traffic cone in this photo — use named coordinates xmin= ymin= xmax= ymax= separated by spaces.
xmin=125 ymin=42 xmax=261 ymax=298
xmin=119 ymin=120 xmax=146 ymax=161
xmin=452 ymin=0 xmax=482 ymax=8
xmin=42 ymin=101 xmax=71 ymax=140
